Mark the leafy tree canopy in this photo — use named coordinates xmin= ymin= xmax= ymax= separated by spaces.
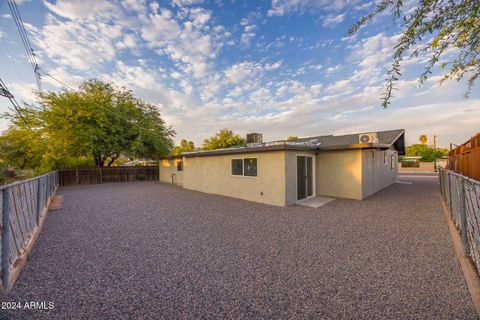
xmin=405 ymin=143 xmax=448 ymax=161
xmin=202 ymin=129 xmax=245 ymax=150
xmin=172 ymin=139 xmax=195 ymax=155
xmin=1 ymin=79 xmax=175 ymax=170
xmin=350 ymin=0 xmax=480 ymax=108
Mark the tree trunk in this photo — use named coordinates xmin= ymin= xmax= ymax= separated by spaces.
xmin=93 ymin=155 xmax=105 ymax=167
xmin=106 ymin=157 xmax=117 ymax=167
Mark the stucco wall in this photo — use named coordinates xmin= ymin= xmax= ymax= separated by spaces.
xmin=182 ymin=151 xmax=286 ymax=206
xmin=315 ymin=150 xmax=363 ymax=200
xmin=159 ymin=159 xmax=183 ymax=186
xmin=361 ymin=149 xmax=397 ymax=198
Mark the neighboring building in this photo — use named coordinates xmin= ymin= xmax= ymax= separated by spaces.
xmin=160 ymin=156 xmax=184 ymax=186
xmin=160 ymin=129 xmax=405 ymax=206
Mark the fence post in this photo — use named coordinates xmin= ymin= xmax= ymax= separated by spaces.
xmin=459 ymin=178 xmax=469 ymax=255
xmin=448 ymin=174 xmax=453 ymax=217
xmin=2 ymin=188 xmax=11 ymax=291
xmin=439 ymin=170 xmax=443 ymax=200
xmin=36 ymin=177 xmax=42 ymax=225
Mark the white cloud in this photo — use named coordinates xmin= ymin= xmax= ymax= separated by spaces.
xmin=223 ymin=61 xmax=281 ymax=84
xmin=268 ymin=0 xmax=355 ymax=16
xmin=224 ymin=61 xmax=262 ymax=84
xmin=7 ymin=82 xmax=37 ymax=102
xmin=122 ymin=33 xmax=137 ymax=48
xmin=326 ymin=79 xmax=352 ymax=93
xmin=44 ymin=0 xmax=121 ymax=20
xmin=264 ymin=61 xmax=282 ymax=71
xmin=141 ymin=9 xmax=181 ymax=44
xmin=42 ymin=67 xmax=84 ymax=89
xmin=189 ymin=8 xmax=211 ymax=27
xmin=239 ymin=18 xmax=256 ymax=45
xmin=322 ymin=13 xmax=345 ymax=27
xmin=349 ymin=33 xmax=400 ymax=70
xmin=34 ymin=14 xmax=120 ymax=70
xmin=325 ymin=65 xmax=340 ymax=74
xmin=172 ymin=0 xmax=204 ymax=7
xmin=141 ymin=8 xmax=220 ymax=78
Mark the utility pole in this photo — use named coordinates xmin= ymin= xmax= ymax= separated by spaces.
xmin=433 ymin=135 xmax=438 ymax=172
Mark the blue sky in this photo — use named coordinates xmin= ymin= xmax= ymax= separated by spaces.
xmin=0 ymin=0 xmax=478 ymax=148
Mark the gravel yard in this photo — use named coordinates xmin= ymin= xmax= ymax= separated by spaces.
xmin=1 ymin=176 xmax=476 ymax=319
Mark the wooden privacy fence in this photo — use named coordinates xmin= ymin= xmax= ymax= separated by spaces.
xmin=59 ymin=166 xmax=159 ymax=186
xmin=448 ymin=132 xmax=480 ymax=181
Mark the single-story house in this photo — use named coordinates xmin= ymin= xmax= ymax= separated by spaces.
xmin=160 ymin=129 xmax=405 ymax=206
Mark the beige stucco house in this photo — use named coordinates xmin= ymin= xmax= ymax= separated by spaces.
xmin=160 ymin=129 xmax=405 ymax=206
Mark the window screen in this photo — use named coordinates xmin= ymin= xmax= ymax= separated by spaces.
xmin=244 ymin=158 xmax=257 ymax=177
xmin=177 ymin=160 xmax=183 ymax=171
xmin=231 ymin=159 xmax=243 ymax=175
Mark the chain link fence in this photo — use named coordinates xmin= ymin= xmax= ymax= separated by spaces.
xmin=439 ymin=167 xmax=480 ymax=274
xmin=0 ymin=171 xmax=58 ymax=293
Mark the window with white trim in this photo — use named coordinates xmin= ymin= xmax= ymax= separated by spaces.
xmin=231 ymin=158 xmax=257 ymax=177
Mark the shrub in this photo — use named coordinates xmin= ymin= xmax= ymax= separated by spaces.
xmin=401 ymin=161 xmax=420 ymax=168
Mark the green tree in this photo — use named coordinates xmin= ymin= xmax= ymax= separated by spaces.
xmin=0 ymin=126 xmax=44 ymax=169
xmin=405 ymin=144 xmax=448 ymax=161
xmin=1 ymin=79 xmax=175 ymax=169
xmin=40 ymin=80 xmax=174 ymax=167
xmin=0 ymin=107 xmax=45 ymax=170
xmin=349 ymin=0 xmax=480 ymax=108
xmin=172 ymin=139 xmax=195 ymax=155
xmin=419 ymin=134 xmax=428 ymax=144
xmin=287 ymin=136 xmax=299 ymax=140
xmin=202 ymin=129 xmax=245 ymax=150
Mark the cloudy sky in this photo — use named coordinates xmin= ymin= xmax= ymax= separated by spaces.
xmin=0 ymin=0 xmax=478 ymax=147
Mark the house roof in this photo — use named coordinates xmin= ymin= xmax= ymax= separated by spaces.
xmin=179 ymin=129 xmax=405 ymax=158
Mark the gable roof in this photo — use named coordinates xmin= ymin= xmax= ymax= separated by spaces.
xmin=180 ymin=129 xmax=405 ymax=158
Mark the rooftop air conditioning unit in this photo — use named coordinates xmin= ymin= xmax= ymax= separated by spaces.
xmin=246 ymin=133 xmax=263 ymax=144
xmin=359 ymin=132 xmax=378 ymax=144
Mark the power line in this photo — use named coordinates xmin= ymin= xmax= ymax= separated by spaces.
xmin=7 ymin=0 xmax=38 ymax=73
xmin=6 ymin=0 xmax=42 ymax=92
xmin=44 ymin=73 xmax=72 ymax=91
xmin=0 ymin=77 xmax=33 ymax=130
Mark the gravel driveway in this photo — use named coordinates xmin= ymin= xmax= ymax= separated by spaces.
xmin=1 ymin=176 xmax=476 ymax=319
